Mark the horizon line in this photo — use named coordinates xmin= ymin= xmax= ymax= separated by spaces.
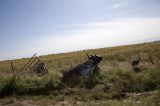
xmin=1 ymin=40 xmax=159 ymax=62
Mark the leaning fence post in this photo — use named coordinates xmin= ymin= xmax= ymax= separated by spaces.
xmin=11 ymin=61 xmax=20 ymax=80
xmin=11 ymin=62 xmax=15 ymax=73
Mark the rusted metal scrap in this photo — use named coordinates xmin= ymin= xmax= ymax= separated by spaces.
xmin=21 ymin=53 xmax=48 ymax=74
xmin=61 ymin=53 xmax=102 ymax=83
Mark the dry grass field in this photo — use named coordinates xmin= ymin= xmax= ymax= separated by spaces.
xmin=0 ymin=41 xmax=160 ymax=106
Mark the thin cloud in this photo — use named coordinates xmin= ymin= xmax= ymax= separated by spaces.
xmin=112 ymin=1 xmax=128 ymax=9
xmin=32 ymin=17 xmax=160 ymax=55
xmin=1 ymin=17 xmax=160 ymax=60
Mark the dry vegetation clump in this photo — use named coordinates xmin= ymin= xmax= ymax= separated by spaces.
xmin=0 ymin=69 xmax=62 ymax=97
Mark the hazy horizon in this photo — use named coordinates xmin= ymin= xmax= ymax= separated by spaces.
xmin=1 ymin=0 xmax=160 ymax=61
xmin=1 ymin=40 xmax=159 ymax=61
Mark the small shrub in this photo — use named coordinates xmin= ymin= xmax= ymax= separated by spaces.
xmin=0 ymin=69 xmax=63 ymax=96
xmin=102 ymin=68 xmax=160 ymax=99
xmin=134 ymin=69 xmax=160 ymax=91
xmin=90 ymin=90 xmax=105 ymax=100
xmin=0 ymin=77 xmax=16 ymax=97
xmin=86 ymin=66 xmax=102 ymax=89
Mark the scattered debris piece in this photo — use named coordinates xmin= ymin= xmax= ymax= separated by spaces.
xmin=21 ymin=53 xmax=48 ymax=74
xmin=61 ymin=52 xmax=102 ymax=87
xmin=132 ymin=57 xmax=141 ymax=67
xmin=131 ymin=56 xmax=141 ymax=72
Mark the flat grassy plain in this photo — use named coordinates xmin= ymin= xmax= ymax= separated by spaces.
xmin=0 ymin=41 xmax=160 ymax=106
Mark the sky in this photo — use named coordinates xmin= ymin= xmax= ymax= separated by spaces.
xmin=0 ymin=0 xmax=160 ymax=61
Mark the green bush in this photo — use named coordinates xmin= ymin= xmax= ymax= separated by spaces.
xmin=86 ymin=66 xmax=102 ymax=89
xmin=134 ymin=69 xmax=160 ymax=91
xmin=101 ymin=68 xmax=160 ymax=99
xmin=0 ymin=70 xmax=62 ymax=96
xmin=0 ymin=77 xmax=16 ymax=97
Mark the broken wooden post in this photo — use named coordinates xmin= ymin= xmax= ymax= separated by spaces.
xmin=11 ymin=62 xmax=15 ymax=73
xmin=11 ymin=61 xmax=20 ymax=79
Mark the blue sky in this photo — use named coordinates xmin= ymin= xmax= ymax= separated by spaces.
xmin=0 ymin=0 xmax=160 ymax=61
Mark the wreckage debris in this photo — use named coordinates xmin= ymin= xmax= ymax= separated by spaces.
xmin=132 ymin=57 xmax=141 ymax=67
xmin=61 ymin=53 xmax=102 ymax=87
xmin=10 ymin=52 xmax=102 ymax=88
xmin=21 ymin=53 xmax=48 ymax=74
xmin=131 ymin=56 xmax=142 ymax=72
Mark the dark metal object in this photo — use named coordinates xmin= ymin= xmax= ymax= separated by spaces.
xmin=132 ymin=57 xmax=142 ymax=72
xmin=132 ymin=57 xmax=141 ymax=66
xmin=62 ymin=53 xmax=102 ymax=81
xmin=33 ymin=62 xmax=48 ymax=74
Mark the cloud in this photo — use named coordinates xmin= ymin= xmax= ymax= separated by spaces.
xmin=31 ymin=17 xmax=160 ymax=55
xmin=112 ymin=1 xmax=128 ymax=9
xmin=2 ymin=17 xmax=160 ymax=60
